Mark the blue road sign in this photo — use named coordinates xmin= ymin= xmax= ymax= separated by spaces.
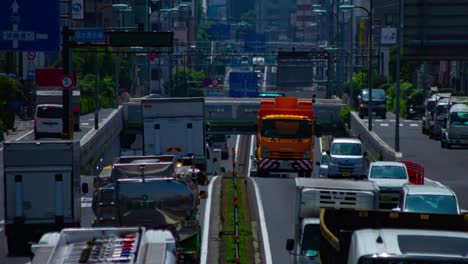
xmin=209 ymin=24 xmax=230 ymax=41
xmin=0 ymin=0 xmax=60 ymax=51
xmin=74 ymin=28 xmax=105 ymax=43
xmin=244 ymin=33 xmax=266 ymax=53
xmin=229 ymin=72 xmax=258 ymax=98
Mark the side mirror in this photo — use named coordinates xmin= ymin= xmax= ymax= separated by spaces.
xmin=199 ymin=190 xmax=208 ymax=199
xmin=326 ymin=150 xmax=330 ymax=156
xmin=81 ymin=183 xmax=89 ymax=194
xmin=315 ymin=124 xmax=322 ymax=138
xmin=460 ymin=209 xmax=468 ymax=214
xmin=286 ymin=239 xmax=294 ymax=252
xmin=196 ymin=172 xmax=209 ymax=186
xmin=392 ymin=207 xmax=401 ymax=212
xmin=315 ymin=161 xmax=321 ymax=166
xmin=363 ymin=151 xmax=368 ymax=157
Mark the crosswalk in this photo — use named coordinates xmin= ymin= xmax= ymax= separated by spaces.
xmin=362 ymin=119 xmax=420 ymax=127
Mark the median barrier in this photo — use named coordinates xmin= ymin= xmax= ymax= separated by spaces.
xmin=349 ymin=112 xmax=403 ymax=161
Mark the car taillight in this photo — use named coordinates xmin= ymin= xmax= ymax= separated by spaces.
xmin=33 ymin=119 xmax=37 ymax=127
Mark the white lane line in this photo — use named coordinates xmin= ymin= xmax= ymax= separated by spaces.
xmin=247 ymin=135 xmax=273 ymax=264
xmin=380 ymin=123 xmax=389 ymax=127
xmin=235 ymin=135 xmax=240 ymax=162
xmin=81 ymin=122 xmax=90 ymax=126
xmin=81 ymin=197 xmax=93 ymax=208
xmin=200 ymin=175 xmax=218 ymax=264
xmin=0 ymin=220 xmax=4 ymax=225
xmin=410 ymin=124 xmax=419 ymax=127
xmin=16 ymin=130 xmax=34 ymax=141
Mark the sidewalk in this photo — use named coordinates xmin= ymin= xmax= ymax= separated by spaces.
xmin=0 ymin=115 xmax=34 ymax=143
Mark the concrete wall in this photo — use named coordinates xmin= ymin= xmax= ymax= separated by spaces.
xmin=80 ymin=107 xmax=123 ymax=174
xmin=349 ymin=112 xmax=402 ymax=161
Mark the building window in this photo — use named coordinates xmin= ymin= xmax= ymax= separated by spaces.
xmin=385 ymin=14 xmax=397 ymax=26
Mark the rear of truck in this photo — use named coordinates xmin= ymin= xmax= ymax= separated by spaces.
xmin=319 ymin=209 xmax=468 ymax=264
xmin=3 ymin=141 xmax=81 ymax=256
xmin=142 ymin=98 xmax=212 ymax=175
xmin=92 ymin=155 xmax=202 ymax=263
xmin=256 ymin=97 xmax=315 ymax=177
xmin=287 ymin=178 xmax=380 ymax=264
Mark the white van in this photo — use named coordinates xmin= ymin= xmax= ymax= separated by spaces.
xmin=34 ymin=104 xmax=63 ymax=140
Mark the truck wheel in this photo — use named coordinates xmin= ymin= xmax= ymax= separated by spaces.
xmin=7 ymin=235 xmax=28 ymax=256
xmin=446 ymin=143 xmax=451 ymax=149
xmin=422 ymin=126 xmax=426 ymax=135
xmin=34 ymin=132 xmax=40 ymax=140
xmin=441 ymin=140 xmax=446 ymax=148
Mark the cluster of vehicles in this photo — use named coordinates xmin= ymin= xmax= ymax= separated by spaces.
xmin=421 ymin=91 xmax=468 ymax=148
xmin=287 ymin=136 xmax=467 ymax=263
xmin=4 ymin=98 xmax=220 ymax=263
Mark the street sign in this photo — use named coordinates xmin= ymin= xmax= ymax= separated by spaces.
xmin=71 ymin=0 xmax=84 ymax=20
xmin=244 ymin=33 xmax=266 ymax=53
xmin=108 ymin=32 xmax=174 ymax=47
xmin=26 ymin=51 xmax=36 ymax=61
xmin=211 ymin=78 xmax=221 ymax=87
xmin=0 ymin=0 xmax=60 ymax=51
xmin=229 ymin=72 xmax=258 ymax=98
xmin=380 ymin=27 xmax=397 ymax=46
xmin=74 ymin=28 xmax=105 ymax=43
xmin=149 ymin=52 xmax=157 ymax=62
xmin=209 ymin=24 xmax=231 ymax=41
xmin=61 ymin=75 xmax=74 ymax=90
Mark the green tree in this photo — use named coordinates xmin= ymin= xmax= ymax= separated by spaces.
xmin=171 ymin=68 xmax=206 ymax=97
xmin=389 ymin=46 xmax=418 ymax=82
xmin=0 ymin=75 xmax=21 ymax=130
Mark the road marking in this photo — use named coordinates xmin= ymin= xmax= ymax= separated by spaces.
xmin=81 ymin=122 xmax=90 ymax=126
xmin=247 ymin=135 xmax=273 ymax=264
xmin=200 ymin=175 xmax=218 ymax=264
xmin=410 ymin=124 xmax=419 ymax=127
xmin=389 ymin=120 xmax=396 ymax=122
xmin=380 ymin=123 xmax=389 ymax=127
xmin=16 ymin=130 xmax=34 ymax=141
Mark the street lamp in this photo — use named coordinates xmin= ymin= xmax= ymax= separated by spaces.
xmin=94 ymin=3 xmax=129 ymax=129
xmin=340 ymin=2 xmax=374 ymax=131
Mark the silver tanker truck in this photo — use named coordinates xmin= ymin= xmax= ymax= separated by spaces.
xmin=92 ymin=155 xmax=207 ymax=263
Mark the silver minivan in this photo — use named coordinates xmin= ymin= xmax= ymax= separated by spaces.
xmin=34 ymin=104 xmax=63 ymax=140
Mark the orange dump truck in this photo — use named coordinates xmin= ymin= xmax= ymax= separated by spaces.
xmin=256 ymin=97 xmax=315 ymax=177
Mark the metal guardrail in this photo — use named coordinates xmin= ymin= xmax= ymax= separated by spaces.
xmin=231 ymin=147 xmax=240 ymax=263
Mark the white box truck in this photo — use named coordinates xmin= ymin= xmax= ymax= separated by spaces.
xmin=142 ymin=98 xmax=214 ymax=174
xmin=3 ymin=141 xmax=84 ymax=256
xmin=286 ymin=178 xmax=380 ymax=264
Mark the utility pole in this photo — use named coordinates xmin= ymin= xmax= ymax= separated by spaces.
xmin=61 ymin=26 xmax=74 ymax=139
xmin=395 ymin=0 xmax=403 ymax=152
xmin=367 ymin=0 xmax=374 ymax=131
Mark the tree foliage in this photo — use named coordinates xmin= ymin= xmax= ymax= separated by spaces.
xmin=0 ymin=75 xmax=21 ymax=130
xmin=170 ymin=68 xmax=206 ymax=97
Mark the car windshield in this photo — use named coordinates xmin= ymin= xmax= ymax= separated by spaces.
xmin=370 ymin=165 xmax=407 ymax=179
xmin=450 ymin=112 xmax=468 ymax=125
xmin=321 ymin=153 xmax=329 ymax=165
xmin=435 ymin=104 xmax=448 ymax=115
xmin=404 ymin=194 xmax=458 ymax=214
xmin=261 ymin=119 xmax=312 ymax=139
xmin=330 ymin=142 xmax=362 ymax=156
xmin=362 ymin=90 xmax=385 ymax=100
xmin=300 ymin=224 xmax=320 ymax=255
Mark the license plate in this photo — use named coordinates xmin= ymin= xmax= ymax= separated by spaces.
xmin=381 ymin=195 xmax=393 ymax=202
xmin=342 ymin=172 xmax=351 ymax=177
xmin=280 ymin=160 xmax=290 ymax=167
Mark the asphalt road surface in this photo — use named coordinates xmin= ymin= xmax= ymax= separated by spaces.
xmin=364 ymin=112 xmax=468 ymax=209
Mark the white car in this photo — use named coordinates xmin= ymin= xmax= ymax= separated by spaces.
xmin=34 ymin=104 xmax=63 ymax=140
xmin=397 ymin=184 xmax=461 ymax=214
xmin=315 ymin=151 xmax=329 ymax=178
xmin=367 ymin=161 xmax=409 ymax=209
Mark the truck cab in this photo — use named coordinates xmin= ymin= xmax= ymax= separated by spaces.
xmin=367 ymin=161 xmax=409 ymax=209
xmin=286 ymin=218 xmax=320 ymax=264
xmin=441 ymin=103 xmax=468 ymax=148
xmin=327 ymin=138 xmax=367 ymax=178
xmin=430 ymin=97 xmax=450 ymax=139
xmin=357 ymin=89 xmax=387 ymax=119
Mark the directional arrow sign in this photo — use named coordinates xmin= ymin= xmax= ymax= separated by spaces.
xmin=0 ymin=0 xmax=60 ymax=51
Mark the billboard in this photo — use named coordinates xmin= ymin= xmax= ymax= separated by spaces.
xmin=229 ymin=72 xmax=258 ymax=98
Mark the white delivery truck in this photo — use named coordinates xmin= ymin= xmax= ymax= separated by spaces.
xmin=142 ymin=98 xmax=214 ymax=175
xmin=286 ymin=178 xmax=380 ymax=264
xmin=31 ymin=227 xmax=177 ymax=264
xmin=3 ymin=141 xmax=84 ymax=256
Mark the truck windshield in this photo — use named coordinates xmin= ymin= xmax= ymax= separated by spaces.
xmin=300 ymin=224 xmax=320 ymax=254
xmin=426 ymin=101 xmax=436 ymax=112
xmin=261 ymin=119 xmax=312 ymax=139
xmin=113 ymin=164 xmax=176 ymax=179
xmin=362 ymin=90 xmax=385 ymax=100
xmin=435 ymin=104 xmax=448 ymax=116
xmin=450 ymin=112 xmax=468 ymax=125
xmin=405 ymin=195 xmax=458 ymax=214
xmin=369 ymin=165 xmax=407 ymax=179
xmin=358 ymin=256 xmax=468 ymax=264
xmin=330 ymin=143 xmax=362 ymax=156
